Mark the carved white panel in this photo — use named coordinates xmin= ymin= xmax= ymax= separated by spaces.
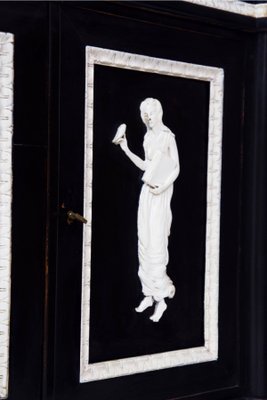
xmin=181 ymin=0 xmax=267 ymax=18
xmin=81 ymin=46 xmax=224 ymax=383
xmin=0 ymin=32 xmax=13 ymax=399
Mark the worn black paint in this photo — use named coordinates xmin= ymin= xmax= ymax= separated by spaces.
xmin=1 ymin=2 xmax=267 ymax=400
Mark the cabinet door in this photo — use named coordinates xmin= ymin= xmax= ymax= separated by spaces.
xmin=47 ymin=3 xmax=253 ymax=400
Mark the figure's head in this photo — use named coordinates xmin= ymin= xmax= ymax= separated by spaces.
xmin=140 ymin=98 xmax=163 ymax=129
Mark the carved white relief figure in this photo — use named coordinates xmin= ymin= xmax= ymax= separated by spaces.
xmin=113 ymin=98 xmax=180 ymax=322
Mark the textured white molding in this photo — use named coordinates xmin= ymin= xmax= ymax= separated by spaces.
xmin=0 ymin=32 xmax=13 ymax=399
xmin=181 ymin=0 xmax=267 ymax=18
xmin=81 ymin=46 xmax=224 ymax=383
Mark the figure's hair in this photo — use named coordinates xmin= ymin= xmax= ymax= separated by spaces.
xmin=140 ymin=98 xmax=163 ymax=119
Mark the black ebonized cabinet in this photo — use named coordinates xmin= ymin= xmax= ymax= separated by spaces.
xmin=2 ymin=2 xmax=267 ymax=400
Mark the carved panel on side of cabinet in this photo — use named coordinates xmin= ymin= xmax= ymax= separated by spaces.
xmin=0 ymin=32 xmax=13 ymax=399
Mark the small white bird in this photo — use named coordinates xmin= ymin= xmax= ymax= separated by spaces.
xmin=112 ymin=123 xmax=127 ymax=145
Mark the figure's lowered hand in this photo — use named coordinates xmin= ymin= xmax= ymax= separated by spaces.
xmin=149 ymin=184 xmax=167 ymax=195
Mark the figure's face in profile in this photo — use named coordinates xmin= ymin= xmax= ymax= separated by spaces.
xmin=140 ymin=99 xmax=163 ymax=129
xmin=142 ymin=105 xmax=158 ymax=128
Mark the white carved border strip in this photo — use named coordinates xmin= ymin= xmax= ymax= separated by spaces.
xmin=181 ymin=0 xmax=267 ymax=18
xmin=0 ymin=32 xmax=13 ymax=399
xmin=80 ymin=46 xmax=224 ymax=383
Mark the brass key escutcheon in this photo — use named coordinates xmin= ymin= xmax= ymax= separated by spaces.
xmin=67 ymin=210 xmax=87 ymax=225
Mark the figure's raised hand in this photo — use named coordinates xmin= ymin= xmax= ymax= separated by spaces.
xmin=112 ymin=123 xmax=145 ymax=171
xmin=119 ymin=135 xmax=128 ymax=151
xmin=112 ymin=123 xmax=127 ymax=145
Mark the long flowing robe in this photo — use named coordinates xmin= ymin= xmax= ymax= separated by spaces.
xmin=137 ymin=127 xmax=177 ymax=302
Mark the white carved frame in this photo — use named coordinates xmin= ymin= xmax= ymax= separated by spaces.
xmin=0 ymin=32 xmax=13 ymax=399
xmin=182 ymin=0 xmax=267 ymax=18
xmin=81 ymin=46 xmax=224 ymax=383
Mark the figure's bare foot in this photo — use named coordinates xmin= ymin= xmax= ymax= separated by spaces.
xmin=150 ymin=300 xmax=167 ymax=322
xmin=135 ymin=296 xmax=153 ymax=313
